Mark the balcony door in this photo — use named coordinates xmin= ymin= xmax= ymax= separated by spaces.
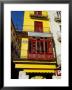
xmin=34 ymin=21 xmax=43 ymax=32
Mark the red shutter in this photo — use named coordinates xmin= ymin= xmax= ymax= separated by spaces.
xmin=34 ymin=21 xmax=43 ymax=32
xmin=28 ymin=38 xmax=37 ymax=59
xmin=46 ymin=38 xmax=54 ymax=60
xmin=28 ymin=37 xmax=54 ymax=60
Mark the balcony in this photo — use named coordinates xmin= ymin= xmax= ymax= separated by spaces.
xmin=30 ymin=14 xmax=49 ymax=20
xmin=28 ymin=53 xmax=55 ymax=61
xmin=54 ymin=17 xmax=61 ymax=23
xmin=54 ymin=11 xmax=61 ymax=23
xmin=16 ymin=31 xmax=28 ymax=38
xmin=12 ymin=36 xmax=56 ymax=61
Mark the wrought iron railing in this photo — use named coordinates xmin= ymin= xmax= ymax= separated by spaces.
xmin=30 ymin=14 xmax=49 ymax=20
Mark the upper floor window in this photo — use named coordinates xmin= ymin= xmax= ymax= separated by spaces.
xmin=34 ymin=21 xmax=43 ymax=32
xmin=34 ymin=11 xmax=42 ymax=16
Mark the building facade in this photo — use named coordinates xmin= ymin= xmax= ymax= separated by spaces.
xmin=12 ymin=11 xmax=57 ymax=79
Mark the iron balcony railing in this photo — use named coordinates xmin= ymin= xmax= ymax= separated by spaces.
xmin=30 ymin=14 xmax=49 ymax=20
xmin=12 ymin=38 xmax=56 ymax=61
xmin=12 ymin=49 xmax=56 ymax=61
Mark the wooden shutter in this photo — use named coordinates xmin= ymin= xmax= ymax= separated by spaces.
xmin=28 ymin=37 xmax=54 ymax=60
xmin=34 ymin=21 xmax=43 ymax=32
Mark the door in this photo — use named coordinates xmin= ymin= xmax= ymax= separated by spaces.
xmin=34 ymin=21 xmax=43 ymax=32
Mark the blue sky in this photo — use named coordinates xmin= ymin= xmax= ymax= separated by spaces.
xmin=11 ymin=11 xmax=24 ymax=31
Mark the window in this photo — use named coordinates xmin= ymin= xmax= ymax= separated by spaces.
xmin=34 ymin=11 xmax=42 ymax=16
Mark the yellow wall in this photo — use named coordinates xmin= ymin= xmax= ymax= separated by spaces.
xmin=23 ymin=69 xmax=55 ymax=73
xmin=20 ymin=38 xmax=28 ymax=58
xmin=15 ymin=64 xmax=56 ymax=69
xmin=15 ymin=63 xmax=56 ymax=73
xmin=23 ymin=11 xmax=50 ymax=33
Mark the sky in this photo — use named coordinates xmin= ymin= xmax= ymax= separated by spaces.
xmin=11 ymin=11 xmax=24 ymax=31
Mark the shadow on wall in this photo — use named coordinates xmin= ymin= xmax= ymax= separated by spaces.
xmin=11 ymin=61 xmax=19 ymax=79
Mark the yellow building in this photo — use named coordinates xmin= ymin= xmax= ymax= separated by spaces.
xmin=23 ymin=11 xmax=50 ymax=32
xmin=13 ymin=11 xmax=57 ymax=79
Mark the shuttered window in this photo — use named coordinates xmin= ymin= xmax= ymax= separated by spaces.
xmin=34 ymin=21 xmax=43 ymax=32
xmin=34 ymin=11 xmax=42 ymax=16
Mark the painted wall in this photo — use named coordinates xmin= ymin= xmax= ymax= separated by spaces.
xmin=20 ymin=38 xmax=28 ymax=58
xmin=23 ymin=11 xmax=50 ymax=32
xmin=21 ymin=11 xmax=51 ymax=58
